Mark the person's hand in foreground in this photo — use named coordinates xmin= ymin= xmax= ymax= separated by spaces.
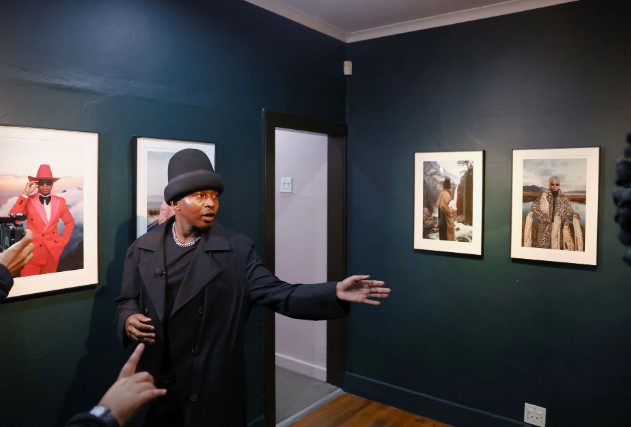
xmin=336 ymin=275 xmax=391 ymax=305
xmin=0 ymin=229 xmax=34 ymax=277
xmin=98 ymin=343 xmax=167 ymax=426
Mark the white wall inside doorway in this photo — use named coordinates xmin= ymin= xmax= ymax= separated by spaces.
xmin=275 ymin=128 xmax=328 ymax=381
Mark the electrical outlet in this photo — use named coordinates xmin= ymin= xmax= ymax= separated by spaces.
xmin=524 ymin=403 xmax=546 ymax=427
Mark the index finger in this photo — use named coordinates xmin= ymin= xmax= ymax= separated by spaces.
xmin=23 ymin=252 xmax=34 ymax=265
xmin=119 ymin=343 xmax=145 ymax=379
xmin=369 ymin=280 xmax=386 ymax=287
xmin=14 ymin=230 xmax=33 ymax=250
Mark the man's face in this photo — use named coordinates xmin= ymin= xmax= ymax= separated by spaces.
xmin=38 ymin=179 xmax=54 ymax=196
xmin=549 ymin=180 xmax=560 ymax=192
xmin=174 ymin=189 xmax=220 ymax=230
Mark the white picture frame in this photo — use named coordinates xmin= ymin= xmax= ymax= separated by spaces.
xmin=135 ymin=137 xmax=216 ymax=238
xmin=414 ymin=151 xmax=484 ymax=255
xmin=0 ymin=125 xmax=98 ymax=298
xmin=510 ymin=147 xmax=599 ymax=265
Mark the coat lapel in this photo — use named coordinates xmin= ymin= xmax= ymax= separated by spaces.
xmin=137 ymin=225 xmax=168 ymax=322
xmin=47 ymin=197 xmax=60 ymax=230
xmin=170 ymin=227 xmax=231 ymax=317
xmin=30 ymin=195 xmax=48 ymax=225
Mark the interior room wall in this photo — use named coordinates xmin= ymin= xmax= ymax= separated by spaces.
xmin=3 ymin=1 xmax=631 ymax=426
xmin=344 ymin=1 xmax=631 ymax=426
xmin=0 ymin=1 xmax=345 ymax=426
xmin=275 ymin=129 xmax=328 ymax=380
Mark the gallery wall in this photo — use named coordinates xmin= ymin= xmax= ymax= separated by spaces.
xmin=344 ymin=0 xmax=631 ymax=426
xmin=0 ymin=1 xmax=345 ymax=426
xmin=3 ymin=1 xmax=631 ymax=426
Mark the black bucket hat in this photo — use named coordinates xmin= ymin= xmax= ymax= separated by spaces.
xmin=164 ymin=148 xmax=224 ymax=203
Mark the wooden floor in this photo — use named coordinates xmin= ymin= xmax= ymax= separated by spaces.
xmin=290 ymin=393 xmax=452 ymax=427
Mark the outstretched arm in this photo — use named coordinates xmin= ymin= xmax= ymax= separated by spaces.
xmin=336 ymin=275 xmax=391 ymax=306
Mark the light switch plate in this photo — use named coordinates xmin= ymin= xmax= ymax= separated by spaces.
xmin=280 ymin=177 xmax=293 ymax=193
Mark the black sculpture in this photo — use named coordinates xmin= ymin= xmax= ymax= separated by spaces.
xmin=613 ymin=132 xmax=631 ymax=265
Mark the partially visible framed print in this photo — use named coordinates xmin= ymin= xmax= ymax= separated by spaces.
xmin=414 ymin=151 xmax=484 ymax=255
xmin=0 ymin=125 xmax=98 ymax=298
xmin=511 ymin=147 xmax=599 ymax=265
xmin=135 ymin=137 xmax=216 ymax=238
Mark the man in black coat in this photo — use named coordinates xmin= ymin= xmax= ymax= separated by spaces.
xmin=115 ymin=149 xmax=390 ymax=426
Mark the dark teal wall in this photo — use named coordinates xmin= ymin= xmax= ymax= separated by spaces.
xmin=345 ymin=1 xmax=631 ymax=426
xmin=3 ymin=1 xmax=631 ymax=426
xmin=0 ymin=1 xmax=345 ymax=426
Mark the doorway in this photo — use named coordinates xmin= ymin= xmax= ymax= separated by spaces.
xmin=263 ymin=110 xmax=347 ymax=426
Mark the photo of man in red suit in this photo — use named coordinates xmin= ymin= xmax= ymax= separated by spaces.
xmin=9 ymin=164 xmax=75 ymax=276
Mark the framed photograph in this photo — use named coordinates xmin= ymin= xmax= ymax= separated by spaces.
xmin=135 ymin=137 xmax=216 ymax=238
xmin=510 ymin=147 xmax=599 ymax=265
xmin=414 ymin=151 xmax=484 ymax=255
xmin=0 ymin=125 xmax=98 ymax=298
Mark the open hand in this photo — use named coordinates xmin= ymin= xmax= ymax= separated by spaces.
xmin=336 ymin=275 xmax=390 ymax=306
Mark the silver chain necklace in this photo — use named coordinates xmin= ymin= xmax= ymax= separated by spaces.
xmin=172 ymin=223 xmax=201 ymax=248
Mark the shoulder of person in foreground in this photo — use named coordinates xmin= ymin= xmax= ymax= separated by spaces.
xmin=0 ymin=263 xmax=13 ymax=300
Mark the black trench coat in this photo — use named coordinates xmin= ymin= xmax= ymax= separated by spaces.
xmin=115 ymin=219 xmax=348 ymax=426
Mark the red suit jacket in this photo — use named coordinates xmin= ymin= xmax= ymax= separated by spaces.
xmin=9 ymin=194 xmax=75 ymax=267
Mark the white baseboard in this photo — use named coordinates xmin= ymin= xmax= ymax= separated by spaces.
xmin=275 ymin=353 xmax=327 ymax=381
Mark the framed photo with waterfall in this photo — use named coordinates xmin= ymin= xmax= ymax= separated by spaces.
xmin=134 ymin=137 xmax=216 ymax=238
xmin=510 ymin=147 xmax=599 ymax=265
xmin=0 ymin=125 xmax=99 ymax=299
xmin=414 ymin=151 xmax=484 ymax=255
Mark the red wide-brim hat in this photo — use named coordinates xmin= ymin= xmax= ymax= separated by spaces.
xmin=28 ymin=164 xmax=60 ymax=182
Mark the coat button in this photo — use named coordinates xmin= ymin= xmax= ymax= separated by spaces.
xmin=190 ymin=394 xmax=198 ymax=402
xmin=197 ymin=307 xmax=204 ymax=315
xmin=191 ymin=348 xmax=196 ymax=354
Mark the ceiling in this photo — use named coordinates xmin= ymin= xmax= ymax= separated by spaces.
xmin=245 ymin=0 xmax=576 ymax=42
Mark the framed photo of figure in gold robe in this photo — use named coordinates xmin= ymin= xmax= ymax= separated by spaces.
xmin=511 ymin=147 xmax=599 ymax=265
